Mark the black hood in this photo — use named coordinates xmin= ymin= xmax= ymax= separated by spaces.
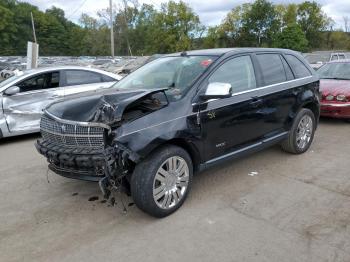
xmin=46 ymin=88 xmax=168 ymax=124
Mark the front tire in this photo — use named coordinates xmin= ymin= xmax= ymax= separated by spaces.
xmin=130 ymin=145 xmax=193 ymax=218
xmin=281 ymin=108 xmax=316 ymax=154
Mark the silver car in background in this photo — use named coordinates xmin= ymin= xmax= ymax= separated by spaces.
xmin=0 ymin=66 xmax=122 ymax=138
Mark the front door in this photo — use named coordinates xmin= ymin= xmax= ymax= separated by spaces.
xmin=2 ymin=71 xmax=63 ymax=133
xmin=199 ymin=55 xmax=266 ymax=161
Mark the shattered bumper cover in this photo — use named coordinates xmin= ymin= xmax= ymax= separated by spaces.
xmin=35 ymin=139 xmax=110 ymax=182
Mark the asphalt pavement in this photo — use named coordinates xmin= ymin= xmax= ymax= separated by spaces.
xmin=1 ymin=118 xmax=350 ymax=262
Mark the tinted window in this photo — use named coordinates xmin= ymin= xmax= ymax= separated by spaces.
xmin=285 ymin=55 xmax=311 ymax=78
xmin=65 ymin=70 xmax=102 ymax=86
xmin=256 ymin=54 xmax=286 ymax=85
xmin=281 ymin=56 xmax=294 ymax=80
xmin=339 ymin=54 xmax=346 ymax=60
xmin=209 ymin=56 xmax=256 ymax=93
xmin=17 ymin=72 xmax=60 ymax=92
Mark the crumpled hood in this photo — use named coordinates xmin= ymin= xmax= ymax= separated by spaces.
xmin=46 ymin=88 xmax=167 ymax=124
xmin=320 ymin=79 xmax=350 ymax=96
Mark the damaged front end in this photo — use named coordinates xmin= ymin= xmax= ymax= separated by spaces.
xmin=35 ymin=88 xmax=168 ymax=197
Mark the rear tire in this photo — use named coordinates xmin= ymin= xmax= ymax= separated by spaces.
xmin=281 ymin=108 xmax=316 ymax=154
xmin=130 ymin=145 xmax=193 ymax=218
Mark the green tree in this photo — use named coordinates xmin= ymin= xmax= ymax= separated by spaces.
xmin=1 ymin=0 xmax=349 ymax=56
xmin=79 ymin=13 xmax=110 ymax=56
xmin=274 ymin=23 xmax=308 ymax=52
xmin=241 ymin=0 xmax=280 ymax=47
xmin=297 ymin=1 xmax=331 ymax=48
xmin=0 ymin=5 xmax=16 ymax=54
xmin=33 ymin=10 xmax=67 ymax=55
xmin=327 ymin=31 xmax=350 ymax=50
xmin=45 ymin=6 xmax=66 ymax=25
xmin=201 ymin=26 xmax=224 ymax=48
xmin=275 ymin=4 xmax=298 ymax=27
xmin=284 ymin=4 xmax=298 ymax=25
xmin=217 ymin=5 xmax=249 ymax=47
xmin=8 ymin=2 xmax=39 ymax=55
xmin=130 ymin=4 xmax=158 ymax=55
xmin=153 ymin=1 xmax=203 ymax=53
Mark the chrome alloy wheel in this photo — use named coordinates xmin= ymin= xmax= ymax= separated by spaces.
xmin=153 ymin=156 xmax=190 ymax=209
xmin=296 ymin=115 xmax=313 ymax=150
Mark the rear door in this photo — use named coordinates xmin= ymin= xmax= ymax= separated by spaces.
xmin=251 ymin=53 xmax=295 ymax=135
xmin=253 ymin=53 xmax=313 ymax=135
xmin=2 ymin=71 xmax=63 ymax=133
xmin=62 ymin=70 xmax=116 ymax=97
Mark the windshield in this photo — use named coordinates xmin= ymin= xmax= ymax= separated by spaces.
xmin=317 ymin=63 xmax=350 ymax=80
xmin=111 ymin=56 xmax=216 ymax=101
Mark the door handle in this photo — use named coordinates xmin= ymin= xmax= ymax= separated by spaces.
xmin=250 ymin=97 xmax=263 ymax=107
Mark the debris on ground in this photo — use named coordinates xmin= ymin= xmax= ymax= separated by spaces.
xmin=248 ymin=171 xmax=259 ymax=177
xmin=88 ymin=196 xmax=99 ymax=201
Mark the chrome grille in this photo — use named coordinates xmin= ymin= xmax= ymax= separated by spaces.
xmin=40 ymin=115 xmax=105 ymax=148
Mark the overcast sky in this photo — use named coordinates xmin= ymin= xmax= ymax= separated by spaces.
xmin=25 ymin=0 xmax=349 ymax=29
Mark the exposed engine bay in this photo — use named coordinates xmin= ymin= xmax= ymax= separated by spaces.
xmin=91 ymin=91 xmax=168 ymax=126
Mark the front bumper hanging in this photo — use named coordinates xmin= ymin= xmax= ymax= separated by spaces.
xmin=35 ymin=139 xmax=114 ymax=182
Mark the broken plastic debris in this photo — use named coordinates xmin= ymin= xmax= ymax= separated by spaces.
xmin=248 ymin=171 xmax=259 ymax=177
xmin=205 ymin=218 xmax=215 ymax=225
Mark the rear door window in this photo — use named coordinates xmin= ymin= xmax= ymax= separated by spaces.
xmin=65 ymin=70 xmax=103 ymax=86
xmin=256 ymin=54 xmax=287 ymax=85
xmin=281 ymin=56 xmax=294 ymax=80
xmin=285 ymin=55 xmax=311 ymax=78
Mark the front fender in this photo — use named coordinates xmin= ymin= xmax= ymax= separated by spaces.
xmin=114 ymin=113 xmax=201 ymax=162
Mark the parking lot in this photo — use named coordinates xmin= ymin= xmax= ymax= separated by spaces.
xmin=0 ymin=118 xmax=349 ymax=262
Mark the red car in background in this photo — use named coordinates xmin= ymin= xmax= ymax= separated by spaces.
xmin=318 ymin=60 xmax=350 ymax=120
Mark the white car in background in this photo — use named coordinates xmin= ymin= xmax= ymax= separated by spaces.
xmin=0 ymin=66 xmax=122 ymax=138
xmin=304 ymin=52 xmax=347 ymax=70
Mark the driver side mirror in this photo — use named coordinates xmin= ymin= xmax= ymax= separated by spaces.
xmin=200 ymin=82 xmax=232 ymax=100
xmin=4 ymin=86 xmax=20 ymax=96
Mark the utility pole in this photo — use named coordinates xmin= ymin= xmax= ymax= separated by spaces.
xmin=31 ymin=12 xmax=37 ymax=43
xmin=27 ymin=12 xmax=39 ymax=69
xmin=122 ymin=0 xmax=132 ymax=56
xmin=110 ymin=0 xmax=115 ymax=58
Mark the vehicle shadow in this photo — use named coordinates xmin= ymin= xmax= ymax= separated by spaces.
xmin=0 ymin=133 xmax=41 ymax=145
xmin=319 ymin=117 xmax=350 ymax=125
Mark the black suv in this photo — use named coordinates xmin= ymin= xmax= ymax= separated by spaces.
xmin=36 ymin=48 xmax=320 ymax=217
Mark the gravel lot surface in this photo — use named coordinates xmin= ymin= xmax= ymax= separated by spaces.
xmin=1 ymin=118 xmax=350 ymax=262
